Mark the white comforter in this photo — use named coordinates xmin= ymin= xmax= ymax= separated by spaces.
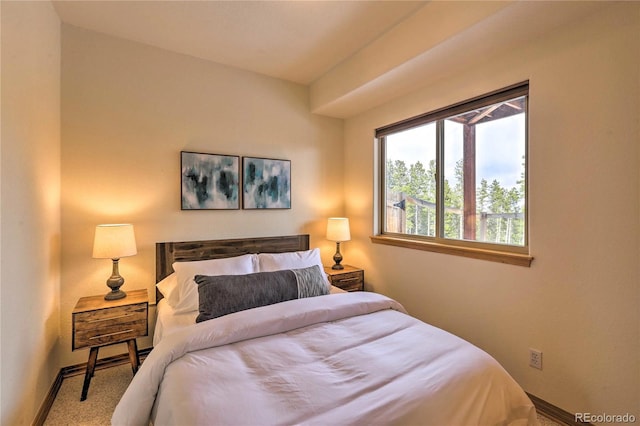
xmin=112 ymin=292 xmax=537 ymax=426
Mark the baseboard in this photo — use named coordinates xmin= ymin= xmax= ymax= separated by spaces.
xmin=60 ymin=347 xmax=153 ymax=378
xmin=32 ymin=370 xmax=63 ymax=426
xmin=528 ymin=393 xmax=592 ymax=426
xmin=32 ymin=347 xmax=152 ymax=426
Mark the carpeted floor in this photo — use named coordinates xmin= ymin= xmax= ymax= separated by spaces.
xmin=44 ymin=364 xmax=132 ymax=425
xmin=43 ymin=363 xmax=565 ymax=425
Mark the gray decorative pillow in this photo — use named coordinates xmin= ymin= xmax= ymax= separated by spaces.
xmin=195 ymin=265 xmax=329 ymax=323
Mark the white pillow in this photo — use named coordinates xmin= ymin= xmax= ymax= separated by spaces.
xmin=257 ymin=248 xmax=329 ymax=287
xmin=172 ymin=254 xmax=257 ymax=314
xmin=156 ymin=273 xmax=179 ymax=306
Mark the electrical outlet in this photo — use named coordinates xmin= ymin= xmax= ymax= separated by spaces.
xmin=529 ymin=348 xmax=543 ymax=370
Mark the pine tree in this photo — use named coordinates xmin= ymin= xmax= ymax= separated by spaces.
xmin=387 ymin=156 xmax=525 ymax=245
xmin=386 ymin=160 xmax=410 ymax=194
xmin=408 ymin=161 xmax=430 ymax=235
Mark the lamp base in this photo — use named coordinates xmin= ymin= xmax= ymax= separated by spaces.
xmin=332 ymin=242 xmax=344 ymax=270
xmin=104 ymin=258 xmax=127 ymax=300
xmin=104 ymin=289 xmax=127 ymax=300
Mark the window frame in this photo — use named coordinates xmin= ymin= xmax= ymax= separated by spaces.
xmin=373 ymin=82 xmax=533 ymax=267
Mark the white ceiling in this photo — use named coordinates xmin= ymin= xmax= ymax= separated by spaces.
xmin=52 ymin=1 xmax=608 ymax=118
xmin=52 ymin=0 xmax=426 ymax=85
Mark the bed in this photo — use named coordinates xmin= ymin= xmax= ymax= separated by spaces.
xmin=112 ymin=234 xmax=538 ymax=425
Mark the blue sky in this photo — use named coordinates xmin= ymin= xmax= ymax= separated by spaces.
xmin=386 ymin=114 xmax=525 ymax=189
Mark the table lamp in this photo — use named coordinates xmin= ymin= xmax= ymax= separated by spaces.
xmin=326 ymin=217 xmax=351 ymax=270
xmin=92 ymin=224 xmax=137 ymax=300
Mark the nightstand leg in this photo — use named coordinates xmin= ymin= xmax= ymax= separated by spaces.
xmin=127 ymin=339 xmax=140 ymax=374
xmin=80 ymin=347 xmax=99 ymax=401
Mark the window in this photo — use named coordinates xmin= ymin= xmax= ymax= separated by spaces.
xmin=373 ymin=82 xmax=532 ymax=266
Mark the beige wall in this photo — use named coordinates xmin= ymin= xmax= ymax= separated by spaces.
xmin=344 ymin=3 xmax=639 ymax=418
xmin=60 ymin=25 xmax=344 ymax=367
xmin=0 ymin=1 xmax=61 ymax=424
xmin=2 ymin=1 xmax=637 ymax=422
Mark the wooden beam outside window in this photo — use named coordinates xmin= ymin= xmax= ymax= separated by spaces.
xmin=463 ymin=123 xmax=476 ymax=240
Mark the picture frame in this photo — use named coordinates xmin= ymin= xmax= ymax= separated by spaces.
xmin=242 ymin=157 xmax=291 ymax=209
xmin=181 ymin=151 xmax=240 ymax=210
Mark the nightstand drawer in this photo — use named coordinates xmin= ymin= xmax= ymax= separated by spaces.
xmin=331 ymin=272 xmax=363 ymax=291
xmin=324 ymin=266 xmax=364 ymax=292
xmin=73 ymin=303 xmax=147 ymax=350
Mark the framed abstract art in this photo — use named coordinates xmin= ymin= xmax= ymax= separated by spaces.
xmin=242 ymin=157 xmax=291 ymax=209
xmin=181 ymin=151 xmax=240 ymax=210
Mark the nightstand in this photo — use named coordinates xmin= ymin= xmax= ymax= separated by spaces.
xmin=72 ymin=288 xmax=148 ymax=401
xmin=324 ymin=265 xmax=364 ymax=292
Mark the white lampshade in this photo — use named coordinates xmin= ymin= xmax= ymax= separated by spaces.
xmin=326 ymin=217 xmax=351 ymax=242
xmin=92 ymin=224 xmax=137 ymax=259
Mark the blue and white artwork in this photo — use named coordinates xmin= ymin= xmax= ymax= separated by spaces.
xmin=242 ymin=157 xmax=291 ymax=209
xmin=181 ymin=151 xmax=239 ymax=210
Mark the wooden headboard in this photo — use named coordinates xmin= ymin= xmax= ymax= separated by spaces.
xmin=155 ymin=234 xmax=310 ymax=301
